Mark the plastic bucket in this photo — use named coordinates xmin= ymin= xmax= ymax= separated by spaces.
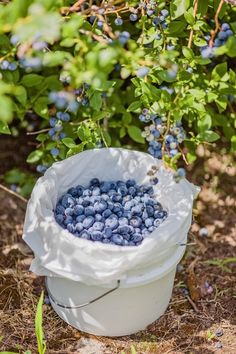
xmin=46 ymin=243 xmax=186 ymax=337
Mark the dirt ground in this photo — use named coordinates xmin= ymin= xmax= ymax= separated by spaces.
xmin=0 ymin=133 xmax=236 ymax=354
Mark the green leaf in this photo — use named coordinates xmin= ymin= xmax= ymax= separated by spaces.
xmin=197 ymin=130 xmax=220 ymax=142
xmin=212 ymin=63 xmax=227 ymax=81
xmin=231 ymin=136 xmax=236 ymax=151
xmin=225 ymin=36 xmax=236 ymax=57
xmin=182 ymin=46 xmax=194 ymax=59
xmin=168 ymin=21 xmax=186 ymax=35
xmin=21 ymin=74 xmax=43 ymax=87
xmin=197 ymin=115 xmax=212 ymax=132
xmin=62 ymin=137 xmax=76 ymax=148
xmin=35 ymin=291 xmax=46 ymax=354
xmin=127 ymin=101 xmax=141 ymax=113
xmin=127 ymin=126 xmax=145 ymax=144
xmin=77 ymin=124 xmax=91 ymax=141
xmin=184 ymin=10 xmax=195 ymax=25
xmin=15 ymin=86 xmax=27 ymax=105
xmin=198 ymin=0 xmax=209 ymax=15
xmin=122 ymin=112 xmax=132 ymax=125
xmin=33 ymin=97 xmax=49 ymax=118
xmin=26 ymin=150 xmax=44 ymax=163
xmin=170 ymin=0 xmax=190 ymax=19
xmin=90 ymin=91 xmax=102 ymax=111
xmin=0 ymin=96 xmax=13 ymax=123
xmin=0 ymin=121 xmax=11 ymax=134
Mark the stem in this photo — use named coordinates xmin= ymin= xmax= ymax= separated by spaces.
xmin=0 ymin=184 xmax=28 ymax=203
xmin=209 ymin=0 xmax=225 ymax=47
xmin=27 ymin=128 xmax=50 ymax=135
xmin=162 ymin=92 xmax=180 ymax=154
xmin=187 ymin=0 xmax=199 ymax=49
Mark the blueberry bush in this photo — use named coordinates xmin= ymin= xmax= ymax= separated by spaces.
xmin=0 ymin=0 xmax=236 ymax=187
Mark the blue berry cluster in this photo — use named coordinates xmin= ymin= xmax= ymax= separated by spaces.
xmin=54 ymin=178 xmax=168 ymax=246
xmin=0 ymin=60 xmax=18 ymax=71
xmin=200 ymin=23 xmax=233 ymax=59
xmin=49 ymin=91 xmax=80 ymax=112
xmin=140 ymin=111 xmax=185 ymax=159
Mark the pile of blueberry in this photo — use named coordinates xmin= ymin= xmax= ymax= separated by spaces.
xmin=54 ymin=178 xmax=168 ymax=246
xmin=139 ymin=111 xmax=186 ymax=159
xmin=200 ymin=23 xmax=233 ymax=59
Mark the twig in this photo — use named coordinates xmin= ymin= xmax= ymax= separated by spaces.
xmin=0 ymin=184 xmax=28 ymax=203
xmin=187 ymin=0 xmax=199 ymax=48
xmin=27 ymin=128 xmax=50 ymax=135
xmin=186 ymin=295 xmax=199 ymax=312
xmin=79 ymin=29 xmax=108 ymax=44
xmin=209 ymin=0 xmax=225 ymax=47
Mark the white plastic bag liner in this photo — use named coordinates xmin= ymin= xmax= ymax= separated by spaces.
xmin=23 ymin=148 xmax=199 ymax=286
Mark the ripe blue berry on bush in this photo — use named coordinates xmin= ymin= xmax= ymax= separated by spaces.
xmin=0 ymin=0 xmax=236 ymax=193
xmin=54 ymin=179 xmax=168 ymax=246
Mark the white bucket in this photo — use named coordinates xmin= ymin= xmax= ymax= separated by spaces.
xmin=46 ymin=244 xmax=186 ymax=337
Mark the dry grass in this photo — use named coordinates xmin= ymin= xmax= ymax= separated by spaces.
xmin=0 ymin=147 xmax=236 ymax=354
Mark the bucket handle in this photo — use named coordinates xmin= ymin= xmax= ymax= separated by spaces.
xmin=45 ymin=278 xmax=121 ymax=309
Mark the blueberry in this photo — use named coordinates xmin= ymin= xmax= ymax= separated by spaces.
xmin=100 ymin=182 xmax=110 ymax=193
xmin=221 ymin=23 xmax=230 ymax=31
xmin=79 ymin=231 xmax=91 ymax=240
xmin=8 ymin=62 xmax=17 ymax=71
xmin=91 ymin=231 xmax=103 ymax=241
xmin=105 ymin=216 xmax=119 ymax=230
xmin=83 ymin=216 xmax=95 ymax=229
xmin=145 ymin=218 xmax=154 ymax=227
xmin=65 ymin=207 xmax=74 ymax=216
xmin=104 ymin=227 xmax=113 ymax=238
xmin=132 ymin=234 xmax=143 ymax=243
xmin=81 ymin=199 xmax=90 ymax=207
xmin=55 ymin=214 xmax=64 ymax=224
xmin=153 ymin=219 xmax=161 ymax=227
xmin=136 ymin=66 xmax=150 ymax=78
xmin=130 ymin=216 xmax=142 ymax=228
xmin=131 ymin=205 xmax=143 ymax=215
xmin=218 ymin=31 xmax=227 ymax=40
xmin=102 ymin=209 xmax=112 ymax=218
xmin=124 ymin=201 xmax=133 ymax=212
xmin=50 ymin=148 xmax=60 ymax=156
xmin=36 ymin=164 xmax=47 ymax=173
xmin=146 ymin=205 xmax=154 ymax=217
xmin=161 ymin=9 xmax=169 ymax=18
xmin=226 ymin=29 xmax=233 ymax=37
xmin=130 ymin=13 xmax=138 ymax=22
xmin=113 ymin=203 xmax=123 ymax=214
xmin=75 ymin=222 xmax=84 ymax=232
xmin=118 ymin=31 xmax=130 ymax=45
xmin=177 ymin=168 xmax=186 ymax=178
xmin=115 ymin=18 xmax=123 ymax=26
xmin=110 ymin=194 xmax=122 ymax=202
xmin=92 ymin=187 xmax=100 ymax=196
xmin=83 ymin=189 xmax=92 ymax=197
xmin=76 ymin=185 xmax=84 ymax=196
xmin=67 ymin=223 xmax=75 ymax=233
xmin=61 ymin=194 xmax=74 ymax=208
xmin=90 ymin=178 xmax=100 ymax=186
xmin=84 ymin=206 xmax=95 ymax=217
xmin=152 ymin=17 xmax=160 ymax=26
xmin=76 ymin=215 xmax=86 ymax=223
xmin=64 ymin=215 xmax=73 ymax=225
xmin=111 ymin=234 xmax=123 ymax=245
xmin=48 ymin=128 xmax=56 ymax=137
xmin=117 ymin=225 xmax=130 ymax=234
xmin=73 ymin=205 xmax=83 ymax=216
xmin=147 ymin=10 xmax=154 ymax=16
xmin=119 ymin=217 xmax=128 ymax=225
xmin=94 ymin=201 xmax=107 ymax=213
xmin=129 ymin=186 xmax=137 ymax=196
xmin=93 ymin=221 xmax=104 ymax=231
xmin=103 ymin=238 xmax=111 ymax=244
xmin=49 ymin=117 xmax=57 ymax=127
xmin=55 ymin=205 xmax=65 ymax=215
xmin=60 ymin=112 xmax=70 ymax=122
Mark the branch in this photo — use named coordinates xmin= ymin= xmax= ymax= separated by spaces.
xmin=187 ymin=0 xmax=199 ymax=49
xmin=0 ymin=184 xmax=28 ymax=203
xmin=209 ymin=0 xmax=225 ymax=47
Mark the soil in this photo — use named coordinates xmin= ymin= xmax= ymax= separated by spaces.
xmin=0 ymin=134 xmax=236 ymax=354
